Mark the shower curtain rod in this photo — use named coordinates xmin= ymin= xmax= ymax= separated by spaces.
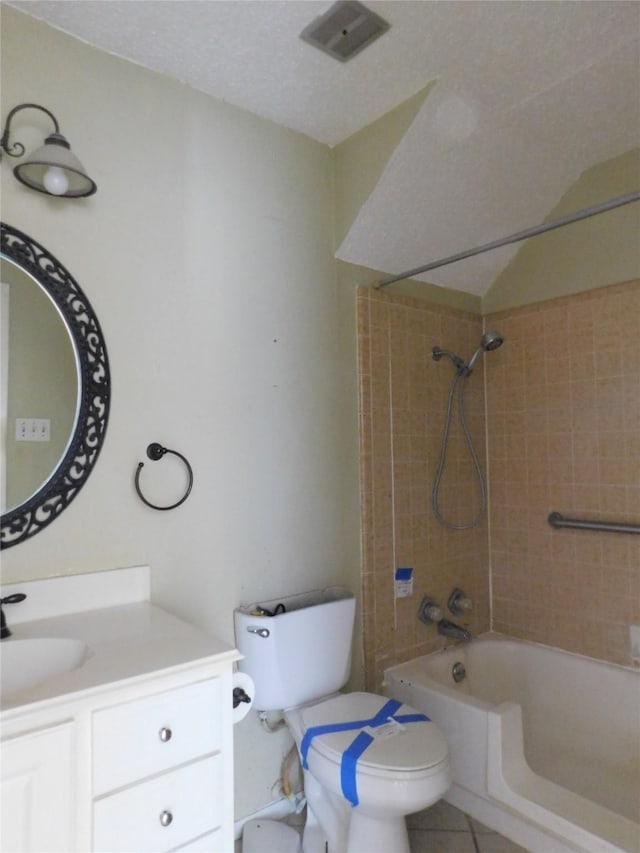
xmin=375 ymin=190 xmax=640 ymax=290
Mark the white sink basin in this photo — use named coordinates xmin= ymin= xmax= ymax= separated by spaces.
xmin=1 ymin=638 xmax=89 ymax=698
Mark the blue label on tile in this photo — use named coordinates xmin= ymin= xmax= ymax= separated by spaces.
xmin=395 ymin=567 xmax=413 ymax=581
xmin=394 ymin=567 xmax=413 ymax=598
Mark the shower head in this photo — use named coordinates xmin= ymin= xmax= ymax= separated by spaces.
xmin=466 ymin=330 xmax=504 ymax=373
xmin=482 ymin=331 xmax=504 ymax=352
xmin=432 ymin=331 xmax=504 ymax=376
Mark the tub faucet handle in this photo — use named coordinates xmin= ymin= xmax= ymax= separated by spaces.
xmin=418 ymin=597 xmax=443 ymax=625
xmin=448 ymin=588 xmax=472 ymax=616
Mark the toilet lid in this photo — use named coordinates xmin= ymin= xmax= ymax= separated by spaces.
xmin=300 ymin=692 xmax=447 ymax=772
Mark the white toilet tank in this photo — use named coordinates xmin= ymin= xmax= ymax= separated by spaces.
xmin=234 ymin=587 xmax=355 ymax=711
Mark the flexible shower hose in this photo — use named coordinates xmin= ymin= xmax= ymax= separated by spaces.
xmin=432 ymin=371 xmax=487 ymax=530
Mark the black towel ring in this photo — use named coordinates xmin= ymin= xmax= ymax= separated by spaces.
xmin=134 ymin=443 xmax=193 ymax=511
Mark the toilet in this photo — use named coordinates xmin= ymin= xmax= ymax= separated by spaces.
xmin=234 ymin=586 xmax=451 ymax=853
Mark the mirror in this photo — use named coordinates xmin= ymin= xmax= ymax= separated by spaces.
xmin=0 ymin=223 xmax=110 ymax=548
xmin=1 ymin=256 xmax=79 ymax=511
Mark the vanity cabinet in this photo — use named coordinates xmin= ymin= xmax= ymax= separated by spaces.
xmin=0 ymin=573 xmax=240 ymax=853
xmin=1 ymin=664 xmax=235 ymax=852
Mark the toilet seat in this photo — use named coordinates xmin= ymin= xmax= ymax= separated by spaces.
xmin=299 ymin=692 xmax=448 ymax=775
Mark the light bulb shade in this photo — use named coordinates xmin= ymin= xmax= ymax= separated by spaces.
xmin=13 ymin=134 xmax=97 ymax=197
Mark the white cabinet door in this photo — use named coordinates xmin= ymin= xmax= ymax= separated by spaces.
xmin=1 ymin=722 xmax=75 ymax=853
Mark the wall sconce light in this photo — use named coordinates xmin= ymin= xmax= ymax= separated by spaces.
xmin=0 ymin=103 xmax=97 ymax=197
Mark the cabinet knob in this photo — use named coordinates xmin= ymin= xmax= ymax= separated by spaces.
xmin=159 ymin=810 xmax=173 ymax=827
xmin=158 ymin=726 xmax=173 ymax=742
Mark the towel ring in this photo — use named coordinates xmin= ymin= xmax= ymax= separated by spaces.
xmin=134 ymin=443 xmax=193 ymax=511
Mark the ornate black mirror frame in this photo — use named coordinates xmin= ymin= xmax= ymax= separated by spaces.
xmin=1 ymin=222 xmax=110 ymax=548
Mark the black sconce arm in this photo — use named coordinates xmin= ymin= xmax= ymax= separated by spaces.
xmin=0 ymin=103 xmax=61 ymax=159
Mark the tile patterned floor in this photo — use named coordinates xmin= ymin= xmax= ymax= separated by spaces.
xmin=237 ymin=799 xmax=528 ymax=852
xmin=407 ymin=800 xmax=527 ymax=852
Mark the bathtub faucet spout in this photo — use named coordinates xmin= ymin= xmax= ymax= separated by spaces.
xmin=437 ymin=618 xmax=471 ymax=643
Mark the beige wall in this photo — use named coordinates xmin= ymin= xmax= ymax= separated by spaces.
xmin=1 ymin=6 xmax=361 ymax=818
xmin=484 ymin=149 xmax=640 ymax=313
xmin=333 ymin=84 xmax=434 ymax=246
xmin=486 ymin=279 xmax=640 ymax=664
xmin=357 ymin=287 xmax=490 ymax=690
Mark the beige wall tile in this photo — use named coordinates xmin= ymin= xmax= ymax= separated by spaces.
xmin=357 ymin=289 xmax=489 ymax=688
xmin=358 ymin=282 xmax=640 ymax=676
xmin=486 ymin=279 xmax=640 ymax=665
xmin=359 ymin=280 xmax=639 ymax=676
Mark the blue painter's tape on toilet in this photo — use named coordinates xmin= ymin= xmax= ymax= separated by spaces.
xmin=300 ymin=697 xmax=429 ymax=806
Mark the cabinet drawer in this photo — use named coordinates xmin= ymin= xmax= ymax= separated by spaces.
xmin=93 ymin=678 xmax=221 ymax=794
xmin=93 ymin=754 xmax=222 ymax=852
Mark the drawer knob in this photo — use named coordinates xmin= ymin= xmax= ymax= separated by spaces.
xmin=159 ymin=726 xmax=173 ymax=742
xmin=159 ymin=810 xmax=173 ymax=827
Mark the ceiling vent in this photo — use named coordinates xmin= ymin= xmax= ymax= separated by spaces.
xmin=300 ymin=0 xmax=390 ymax=63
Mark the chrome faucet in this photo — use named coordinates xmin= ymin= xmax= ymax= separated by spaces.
xmin=0 ymin=593 xmax=27 ymax=639
xmin=437 ymin=618 xmax=471 ymax=643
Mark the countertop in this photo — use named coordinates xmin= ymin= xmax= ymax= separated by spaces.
xmin=0 ymin=601 xmax=239 ymax=716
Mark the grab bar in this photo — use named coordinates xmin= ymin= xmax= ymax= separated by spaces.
xmin=548 ymin=511 xmax=640 ymax=535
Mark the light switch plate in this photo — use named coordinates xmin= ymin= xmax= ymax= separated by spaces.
xmin=15 ymin=418 xmax=50 ymax=441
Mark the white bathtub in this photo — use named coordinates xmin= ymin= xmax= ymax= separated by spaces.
xmin=385 ymin=634 xmax=640 ymax=853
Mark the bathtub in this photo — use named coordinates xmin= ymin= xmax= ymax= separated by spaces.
xmin=384 ymin=634 xmax=640 ymax=853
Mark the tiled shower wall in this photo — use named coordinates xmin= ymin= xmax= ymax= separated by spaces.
xmin=357 ymin=288 xmax=490 ymax=691
xmin=358 ymin=280 xmax=640 ymax=685
xmin=486 ymin=280 xmax=640 ymax=664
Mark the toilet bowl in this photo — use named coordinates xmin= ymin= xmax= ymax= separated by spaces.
xmin=285 ymin=692 xmax=451 ymax=853
xmin=234 ymin=587 xmax=451 ymax=853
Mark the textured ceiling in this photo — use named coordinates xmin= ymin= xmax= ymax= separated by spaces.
xmin=9 ymin=0 xmax=640 ymax=294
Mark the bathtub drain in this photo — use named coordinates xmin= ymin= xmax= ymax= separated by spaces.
xmin=451 ymin=661 xmax=466 ymax=683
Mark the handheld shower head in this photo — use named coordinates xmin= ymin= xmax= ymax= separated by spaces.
xmin=466 ymin=330 xmax=504 ymax=373
xmin=482 ymin=330 xmax=504 ymax=351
